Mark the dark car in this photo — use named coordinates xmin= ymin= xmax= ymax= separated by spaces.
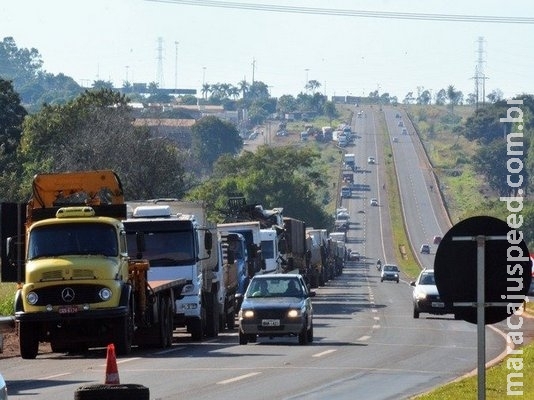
xmin=238 ymin=274 xmax=315 ymax=345
xmin=420 ymin=244 xmax=431 ymax=254
xmin=380 ymin=264 xmax=400 ymax=283
xmin=411 ymin=269 xmax=456 ymax=319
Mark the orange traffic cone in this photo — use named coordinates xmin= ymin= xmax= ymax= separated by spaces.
xmin=104 ymin=343 xmax=120 ymax=385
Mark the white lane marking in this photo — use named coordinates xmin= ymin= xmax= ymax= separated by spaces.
xmin=40 ymin=373 xmax=71 ymax=379
xmin=373 ymin=316 xmax=380 ymax=321
xmin=155 ymin=346 xmax=186 ymax=355
xmin=357 ymin=335 xmax=371 ymax=341
xmin=312 ymin=349 xmax=337 ymax=358
xmin=217 ymin=372 xmax=261 ymax=385
xmin=372 ymin=324 xmax=381 ymax=329
xmin=100 ymin=357 xmax=140 ymax=367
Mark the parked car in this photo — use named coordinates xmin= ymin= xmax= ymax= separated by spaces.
xmin=238 ymin=274 xmax=315 ymax=345
xmin=370 ymin=198 xmax=378 ymax=206
xmin=380 ymin=264 xmax=400 ymax=283
xmin=411 ymin=269 xmax=455 ymax=319
xmin=420 ymin=244 xmax=431 ymax=254
xmin=0 ymin=372 xmax=7 ymax=400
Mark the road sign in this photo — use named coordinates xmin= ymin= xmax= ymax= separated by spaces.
xmin=434 ymin=215 xmax=531 ymax=324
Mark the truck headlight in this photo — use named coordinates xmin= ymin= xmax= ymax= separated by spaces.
xmin=99 ymin=288 xmax=112 ymax=301
xmin=27 ymin=291 xmax=38 ymax=305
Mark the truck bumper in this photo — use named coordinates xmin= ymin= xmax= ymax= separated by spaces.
xmin=15 ymin=306 xmax=129 ymax=322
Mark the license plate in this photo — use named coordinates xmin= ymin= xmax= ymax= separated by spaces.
xmin=262 ymin=319 xmax=280 ymax=327
xmin=432 ymin=302 xmax=445 ymax=308
xmin=58 ymin=305 xmax=79 ymax=314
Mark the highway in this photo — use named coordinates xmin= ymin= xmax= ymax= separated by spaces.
xmin=1 ymin=106 xmax=508 ymax=399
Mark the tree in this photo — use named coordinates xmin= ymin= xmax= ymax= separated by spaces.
xmin=305 ymin=80 xmax=321 ymax=93
xmin=17 ymin=89 xmax=186 ymax=200
xmin=187 ymin=146 xmax=332 ymax=230
xmin=277 ymin=95 xmax=297 ymax=115
xmin=435 ymin=89 xmax=447 ymax=105
xmin=417 ymin=90 xmax=432 ymax=105
xmin=487 ymin=89 xmax=504 ymax=104
xmin=446 ymin=85 xmax=462 ymax=112
xmin=403 ymin=92 xmax=415 ymax=105
xmin=323 ymin=101 xmax=338 ymax=125
xmin=190 ymin=116 xmax=242 ymax=174
xmin=0 ymin=78 xmax=27 ymax=200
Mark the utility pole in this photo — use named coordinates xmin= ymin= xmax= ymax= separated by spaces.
xmin=251 ymin=58 xmax=256 ymax=85
xmin=174 ymin=41 xmax=179 ymax=90
xmin=156 ymin=37 xmax=165 ymax=88
xmin=472 ymin=36 xmax=488 ymax=109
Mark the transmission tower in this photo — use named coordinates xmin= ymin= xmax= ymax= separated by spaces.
xmin=156 ymin=37 xmax=165 ymax=88
xmin=472 ymin=36 xmax=488 ymax=108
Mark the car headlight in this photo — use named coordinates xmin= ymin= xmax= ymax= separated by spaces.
xmin=415 ymin=291 xmax=427 ymax=300
xmin=181 ymin=284 xmax=195 ymax=295
xmin=287 ymin=309 xmax=302 ymax=318
xmin=241 ymin=310 xmax=254 ymax=318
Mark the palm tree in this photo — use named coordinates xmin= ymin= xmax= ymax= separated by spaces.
xmin=238 ymin=80 xmax=249 ymax=99
xmin=201 ymin=83 xmax=211 ymax=100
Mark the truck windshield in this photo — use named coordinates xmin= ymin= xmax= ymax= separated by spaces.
xmin=28 ymin=223 xmax=118 ymax=259
xmin=126 ymin=231 xmax=195 ymax=266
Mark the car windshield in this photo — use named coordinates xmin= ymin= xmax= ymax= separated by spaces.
xmin=246 ymin=278 xmax=304 ymax=298
xmin=384 ymin=265 xmax=398 ymax=272
xmin=420 ymin=273 xmax=435 ymax=285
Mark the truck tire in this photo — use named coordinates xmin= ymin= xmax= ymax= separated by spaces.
xmin=19 ymin=321 xmax=39 ymax=359
xmin=190 ymin=318 xmax=203 ymax=341
xmin=158 ymin=296 xmax=173 ymax=348
xmin=226 ymin=308 xmax=235 ymax=330
xmin=114 ymin=309 xmax=134 ymax=355
xmin=238 ymin=330 xmax=248 ymax=345
xmin=74 ymin=383 xmax=149 ymax=400
xmin=204 ymin=292 xmax=219 ymax=338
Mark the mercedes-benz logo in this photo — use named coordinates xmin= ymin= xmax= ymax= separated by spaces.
xmin=61 ymin=287 xmax=75 ymax=303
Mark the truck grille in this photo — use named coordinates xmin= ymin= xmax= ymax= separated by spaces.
xmin=30 ymin=284 xmax=108 ymax=306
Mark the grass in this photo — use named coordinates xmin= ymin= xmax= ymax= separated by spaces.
xmin=413 ymin=344 xmax=534 ymax=399
xmin=0 ymin=282 xmax=16 ymax=315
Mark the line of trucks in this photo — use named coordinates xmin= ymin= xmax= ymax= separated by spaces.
xmin=0 ymin=170 xmax=349 ymax=359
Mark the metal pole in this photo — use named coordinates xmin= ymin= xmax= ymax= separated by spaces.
xmin=476 ymin=235 xmax=486 ymax=400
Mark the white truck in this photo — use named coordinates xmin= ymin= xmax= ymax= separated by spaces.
xmin=123 ymin=200 xmax=222 ymax=341
xmin=344 ymin=153 xmax=356 ymax=171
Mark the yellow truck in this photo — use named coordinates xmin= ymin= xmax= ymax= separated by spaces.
xmin=1 ymin=170 xmax=186 ymax=359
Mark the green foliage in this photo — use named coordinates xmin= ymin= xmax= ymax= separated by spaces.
xmin=190 ymin=116 xmax=243 ymax=175
xmin=187 ymin=146 xmax=333 ymax=230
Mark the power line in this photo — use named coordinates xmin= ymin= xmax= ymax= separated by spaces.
xmin=146 ymin=0 xmax=534 ymax=24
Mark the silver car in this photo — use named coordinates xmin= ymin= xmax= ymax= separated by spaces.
xmin=238 ymin=274 xmax=315 ymax=345
xmin=380 ymin=264 xmax=400 ymax=283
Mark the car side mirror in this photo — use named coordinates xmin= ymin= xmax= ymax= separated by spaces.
xmin=410 ymin=281 xmax=416 ymax=287
xmin=308 ymin=291 xmax=316 ymax=297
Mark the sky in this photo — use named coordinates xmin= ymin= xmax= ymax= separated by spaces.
xmin=1 ymin=0 xmax=533 ymax=100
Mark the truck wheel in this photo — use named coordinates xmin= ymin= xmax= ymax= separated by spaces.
xmin=115 ymin=309 xmax=134 ymax=355
xmin=74 ymin=383 xmax=149 ymax=400
xmin=204 ymin=292 xmax=219 ymax=338
xmin=226 ymin=309 xmax=235 ymax=330
xmin=190 ymin=319 xmax=203 ymax=341
xmin=19 ymin=322 xmax=39 ymax=359
xmin=158 ymin=296 xmax=173 ymax=348
xmin=238 ymin=330 xmax=248 ymax=345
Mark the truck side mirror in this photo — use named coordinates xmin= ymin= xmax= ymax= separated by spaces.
xmin=204 ymin=231 xmax=213 ymax=252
